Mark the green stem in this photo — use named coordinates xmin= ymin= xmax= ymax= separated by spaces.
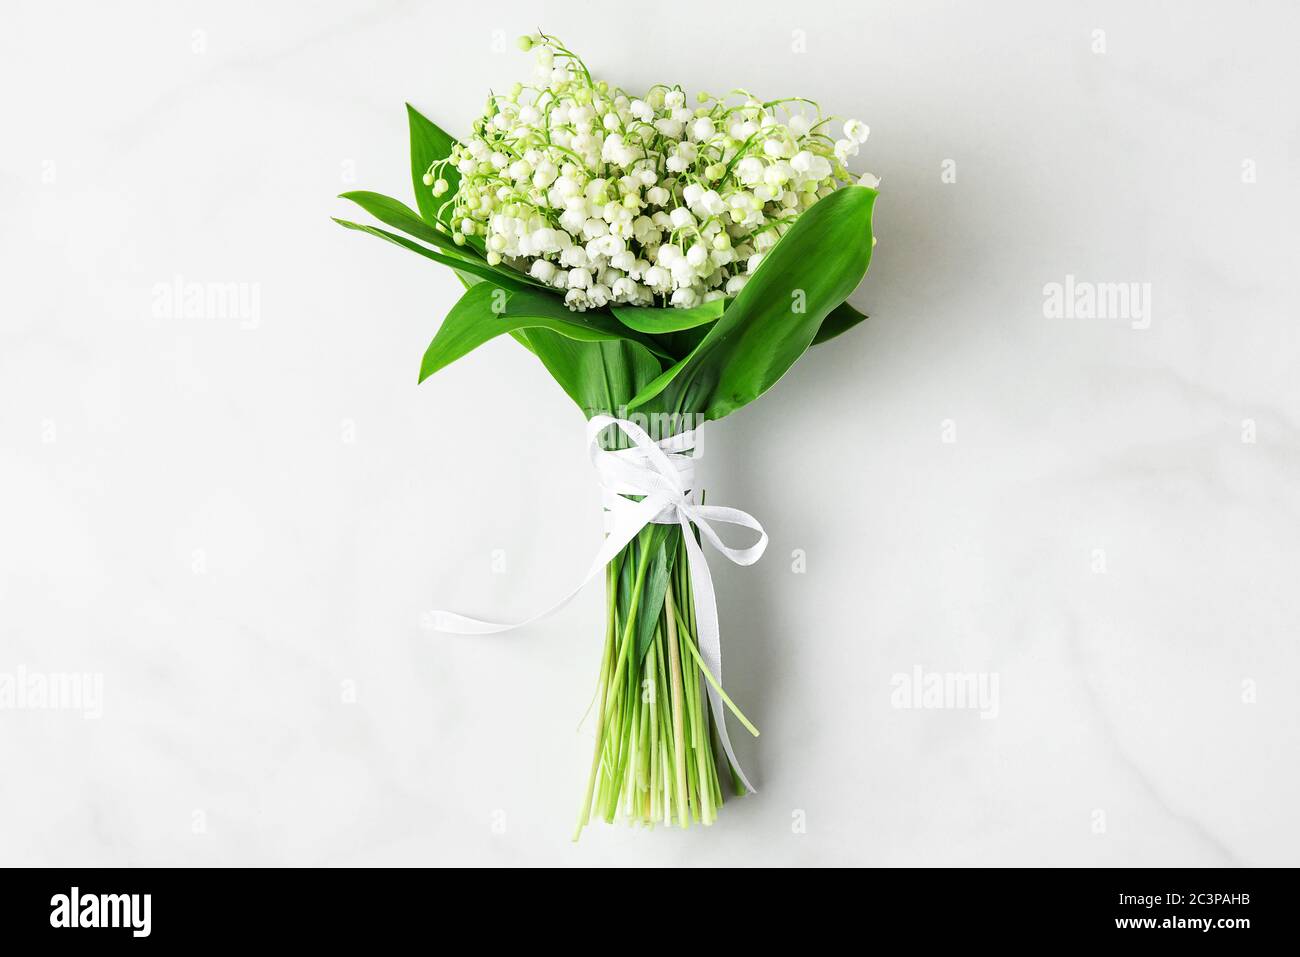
xmin=572 ymin=564 xmax=618 ymax=841
xmin=663 ymin=580 xmax=690 ymax=828
xmin=671 ymin=605 xmax=760 ymax=737
xmin=601 ymin=533 xmax=654 ymax=736
xmin=573 ymin=515 xmax=747 ymax=834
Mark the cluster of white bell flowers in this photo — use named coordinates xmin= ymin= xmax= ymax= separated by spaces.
xmin=423 ymin=34 xmax=876 ymax=311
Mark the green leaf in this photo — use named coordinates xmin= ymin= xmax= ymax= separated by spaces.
xmin=610 ymin=298 xmax=725 ymax=335
xmin=812 ymin=300 xmax=869 ymax=345
xmin=507 ymin=288 xmax=673 ymax=358
xmin=407 ymin=103 xmax=459 ymax=228
xmin=631 ymin=185 xmax=877 ymax=419
xmin=659 ymin=324 xmax=715 ymax=357
xmin=333 ymin=217 xmax=533 ymax=290
xmin=521 ymin=332 xmax=665 ymax=416
xmin=447 ymin=270 xmax=537 ymax=357
xmin=626 ymin=352 xmax=690 ymax=412
xmin=615 ymin=532 xmax=639 ymax=635
xmin=419 ymin=284 xmax=664 ymax=384
xmin=635 ymin=528 xmax=680 ymax=660
xmin=338 ymin=190 xmax=468 ymax=256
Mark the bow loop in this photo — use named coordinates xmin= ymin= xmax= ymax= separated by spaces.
xmin=680 ymin=502 xmax=769 ymax=567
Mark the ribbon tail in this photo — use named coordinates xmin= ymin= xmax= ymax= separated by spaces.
xmin=680 ymin=517 xmax=757 ymax=794
xmin=431 ymin=494 xmax=665 ymax=635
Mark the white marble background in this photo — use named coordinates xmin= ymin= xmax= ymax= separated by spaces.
xmin=2 ymin=0 xmax=1297 ymax=867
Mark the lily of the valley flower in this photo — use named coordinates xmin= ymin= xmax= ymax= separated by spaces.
xmin=425 ymin=34 xmax=874 ymax=310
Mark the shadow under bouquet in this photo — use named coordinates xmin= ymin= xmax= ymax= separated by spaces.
xmin=335 ymin=33 xmax=877 ymax=838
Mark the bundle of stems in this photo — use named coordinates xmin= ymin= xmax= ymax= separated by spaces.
xmin=573 ymin=521 xmax=758 ymax=839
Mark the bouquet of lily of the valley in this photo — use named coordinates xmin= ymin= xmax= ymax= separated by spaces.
xmin=335 ymin=33 xmax=877 ymax=838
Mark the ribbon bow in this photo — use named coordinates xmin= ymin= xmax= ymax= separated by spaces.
xmin=431 ymin=414 xmax=768 ymax=791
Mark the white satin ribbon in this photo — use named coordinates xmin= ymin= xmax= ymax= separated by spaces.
xmin=430 ymin=414 xmax=767 ymax=792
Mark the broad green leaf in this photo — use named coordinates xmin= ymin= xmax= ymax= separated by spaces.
xmin=812 ymin=300 xmax=869 ymax=345
xmin=611 ymin=298 xmax=724 ymax=334
xmin=407 ymin=103 xmax=459 ymax=228
xmin=333 ymin=217 xmax=533 ymax=290
xmin=631 ymin=185 xmax=877 ymax=419
xmin=447 ymin=271 xmax=537 ymax=356
xmin=522 ymin=332 xmax=665 ymax=416
xmin=338 ymin=190 xmax=468 ymax=256
xmin=419 ymin=284 xmax=663 ymax=383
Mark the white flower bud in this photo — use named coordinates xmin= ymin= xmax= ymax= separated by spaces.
xmin=736 ymin=157 xmax=765 ymax=185
xmin=656 ymin=243 xmax=683 ymax=265
xmin=532 ymin=161 xmax=559 ymax=188
xmin=531 ymin=228 xmax=560 ymax=253
xmin=763 ymin=138 xmax=790 ymax=158
xmin=560 ymin=247 xmax=590 ymax=268
xmin=669 ymin=207 xmax=694 ymax=229
xmin=844 ymin=119 xmax=870 ymax=144
xmin=654 ymin=118 xmax=683 ymax=138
